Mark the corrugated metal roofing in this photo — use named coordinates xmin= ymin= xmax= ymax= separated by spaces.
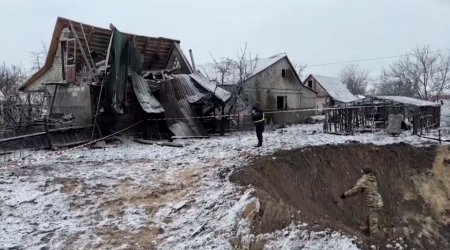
xmin=190 ymin=74 xmax=231 ymax=102
xmin=159 ymin=75 xmax=208 ymax=137
xmin=374 ymin=96 xmax=440 ymax=107
xmin=172 ymin=75 xmax=206 ymax=103
xmin=311 ymin=74 xmax=359 ymax=103
xmin=131 ymin=71 xmax=164 ymax=113
xmin=20 ymin=17 xmax=183 ymax=91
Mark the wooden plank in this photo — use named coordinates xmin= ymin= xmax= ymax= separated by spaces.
xmin=69 ymin=21 xmax=98 ymax=83
xmin=0 ymin=132 xmax=46 ymax=143
xmin=87 ymin=27 xmax=95 ymax=44
xmin=91 ymin=29 xmax=115 ymax=140
xmin=134 ymin=138 xmax=184 ymax=147
xmin=80 ymin=23 xmax=97 ymax=72
xmin=171 ymin=136 xmax=209 ymax=139
xmin=49 ymin=125 xmax=93 ymax=132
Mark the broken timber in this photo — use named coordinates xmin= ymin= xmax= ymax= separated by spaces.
xmin=134 ymin=138 xmax=183 ymax=147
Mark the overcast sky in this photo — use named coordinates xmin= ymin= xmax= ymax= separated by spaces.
xmin=1 ymin=0 xmax=449 ymax=78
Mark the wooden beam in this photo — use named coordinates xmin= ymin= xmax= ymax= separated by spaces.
xmin=0 ymin=132 xmax=46 ymax=143
xmin=87 ymin=27 xmax=95 ymax=44
xmin=80 ymin=23 xmax=96 ymax=74
xmin=132 ymin=35 xmax=137 ymax=48
xmin=69 ymin=21 xmax=98 ymax=83
xmin=142 ymin=37 xmax=150 ymax=53
xmin=90 ymin=29 xmax=115 ymax=141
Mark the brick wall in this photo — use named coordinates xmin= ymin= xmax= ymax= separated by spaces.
xmin=28 ymin=45 xmax=64 ymax=91
xmin=51 ymin=85 xmax=92 ymax=125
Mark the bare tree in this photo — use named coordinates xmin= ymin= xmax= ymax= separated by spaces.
xmin=377 ymin=46 xmax=450 ymax=100
xmin=292 ymin=62 xmax=307 ymax=80
xmin=205 ymin=44 xmax=258 ymax=114
xmin=378 ymin=68 xmax=416 ymax=97
xmin=207 ymin=55 xmax=234 ymax=86
xmin=340 ymin=64 xmax=369 ymax=95
xmin=30 ymin=41 xmax=48 ymax=72
xmin=227 ymin=44 xmax=258 ymax=113
xmin=0 ymin=63 xmax=28 ymax=127
xmin=0 ymin=64 xmax=25 ymax=100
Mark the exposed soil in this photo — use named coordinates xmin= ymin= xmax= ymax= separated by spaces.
xmin=230 ymin=143 xmax=450 ymax=249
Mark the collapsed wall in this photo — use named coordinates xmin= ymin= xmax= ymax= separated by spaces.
xmin=230 ymin=143 xmax=450 ymax=249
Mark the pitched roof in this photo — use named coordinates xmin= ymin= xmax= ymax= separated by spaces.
xmin=20 ymin=17 xmax=183 ymax=91
xmin=310 ymin=74 xmax=359 ymax=103
xmin=374 ymin=96 xmax=440 ymax=107
xmin=198 ymin=53 xmax=286 ymax=85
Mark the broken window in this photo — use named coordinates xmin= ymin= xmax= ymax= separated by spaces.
xmin=308 ymin=80 xmax=313 ymax=88
xmin=277 ymin=96 xmax=287 ymax=110
xmin=61 ymin=38 xmax=77 ymax=83
xmin=282 ymin=69 xmax=286 ymax=78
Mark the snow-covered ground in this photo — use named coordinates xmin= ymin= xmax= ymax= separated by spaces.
xmin=0 ymin=124 xmax=442 ymax=249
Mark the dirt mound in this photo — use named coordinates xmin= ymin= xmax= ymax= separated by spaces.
xmin=230 ymin=143 xmax=450 ymax=249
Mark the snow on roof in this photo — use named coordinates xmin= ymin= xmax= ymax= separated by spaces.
xmin=374 ymin=96 xmax=440 ymax=107
xmin=199 ymin=53 xmax=286 ymax=85
xmin=311 ymin=74 xmax=359 ymax=103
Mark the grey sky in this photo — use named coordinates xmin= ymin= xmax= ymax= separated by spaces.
xmin=1 ymin=0 xmax=449 ymax=78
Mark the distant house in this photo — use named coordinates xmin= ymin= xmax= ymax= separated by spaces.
xmin=200 ymin=54 xmax=317 ymax=125
xmin=303 ymin=74 xmax=359 ymax=108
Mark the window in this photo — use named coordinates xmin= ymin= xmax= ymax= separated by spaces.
xmin=61 ymin=38 xmax=77 ymax=83
xmin=277 ymin=96 xmax=287 ymax=110
xmin=281 ymin=69 xmax=286 ymax=78
xmin=308 ymin=80 xmax=313 ymax=88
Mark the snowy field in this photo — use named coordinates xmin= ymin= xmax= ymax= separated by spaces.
xmin=0 ymin=124 xmax=443 ymax=249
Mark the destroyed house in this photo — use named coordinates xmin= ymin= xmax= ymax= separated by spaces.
xmin=304 ymin=74 xmax=359 ymax=108
xmin=200 ymin=54 xmax=317 ymax=126
xmin=12 ymin=17 xmax=230 ymax=149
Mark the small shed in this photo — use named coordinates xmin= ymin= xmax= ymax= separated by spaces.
xmin=323 ymin=95 xmax=441 ymax=135
xmin=372 ymin=96 xmax=441 ymax=133
xmin=303 ymin=74 xmax=360 ymax=108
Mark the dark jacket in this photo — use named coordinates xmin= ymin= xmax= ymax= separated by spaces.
xmin=251 ymin=108 xmax=265 ymax=124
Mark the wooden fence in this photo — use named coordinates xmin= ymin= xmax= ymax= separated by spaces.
xmin=324 ymin=105 xmax=440 ymax=135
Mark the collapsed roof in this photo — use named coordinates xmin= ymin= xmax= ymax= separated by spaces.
xmin=20 ymin=17 xmax=193 ymax=91
xmin=18 ymin=17 xmax=231 ymax=138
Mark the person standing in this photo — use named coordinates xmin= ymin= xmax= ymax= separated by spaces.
xmin=341 ymin=167 xmax=384 ymax=236
xmin=251 ymin=106 xmax=265 ymax=147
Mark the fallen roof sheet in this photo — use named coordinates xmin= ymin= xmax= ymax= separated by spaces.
xmin=374 ymin=96 xmax=440 ymax=107
xmin=131 ymin=71 xmax=164 ymax=113
xmin=311 ymin=74 xmax=359 ymax=103
xmin=172 ymin=75 xmax=206 ymax=104
xmin=190 ymin=74 xmax=231 ymax=102
xmin=159 ymin=75 xmax=208 ymax=137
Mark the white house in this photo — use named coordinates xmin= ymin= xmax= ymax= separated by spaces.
xmin=200 ymin=54 xmax=317 ymax=125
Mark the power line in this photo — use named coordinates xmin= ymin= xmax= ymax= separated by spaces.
xmin=308 ymin=49 xmax=450 ymax=67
